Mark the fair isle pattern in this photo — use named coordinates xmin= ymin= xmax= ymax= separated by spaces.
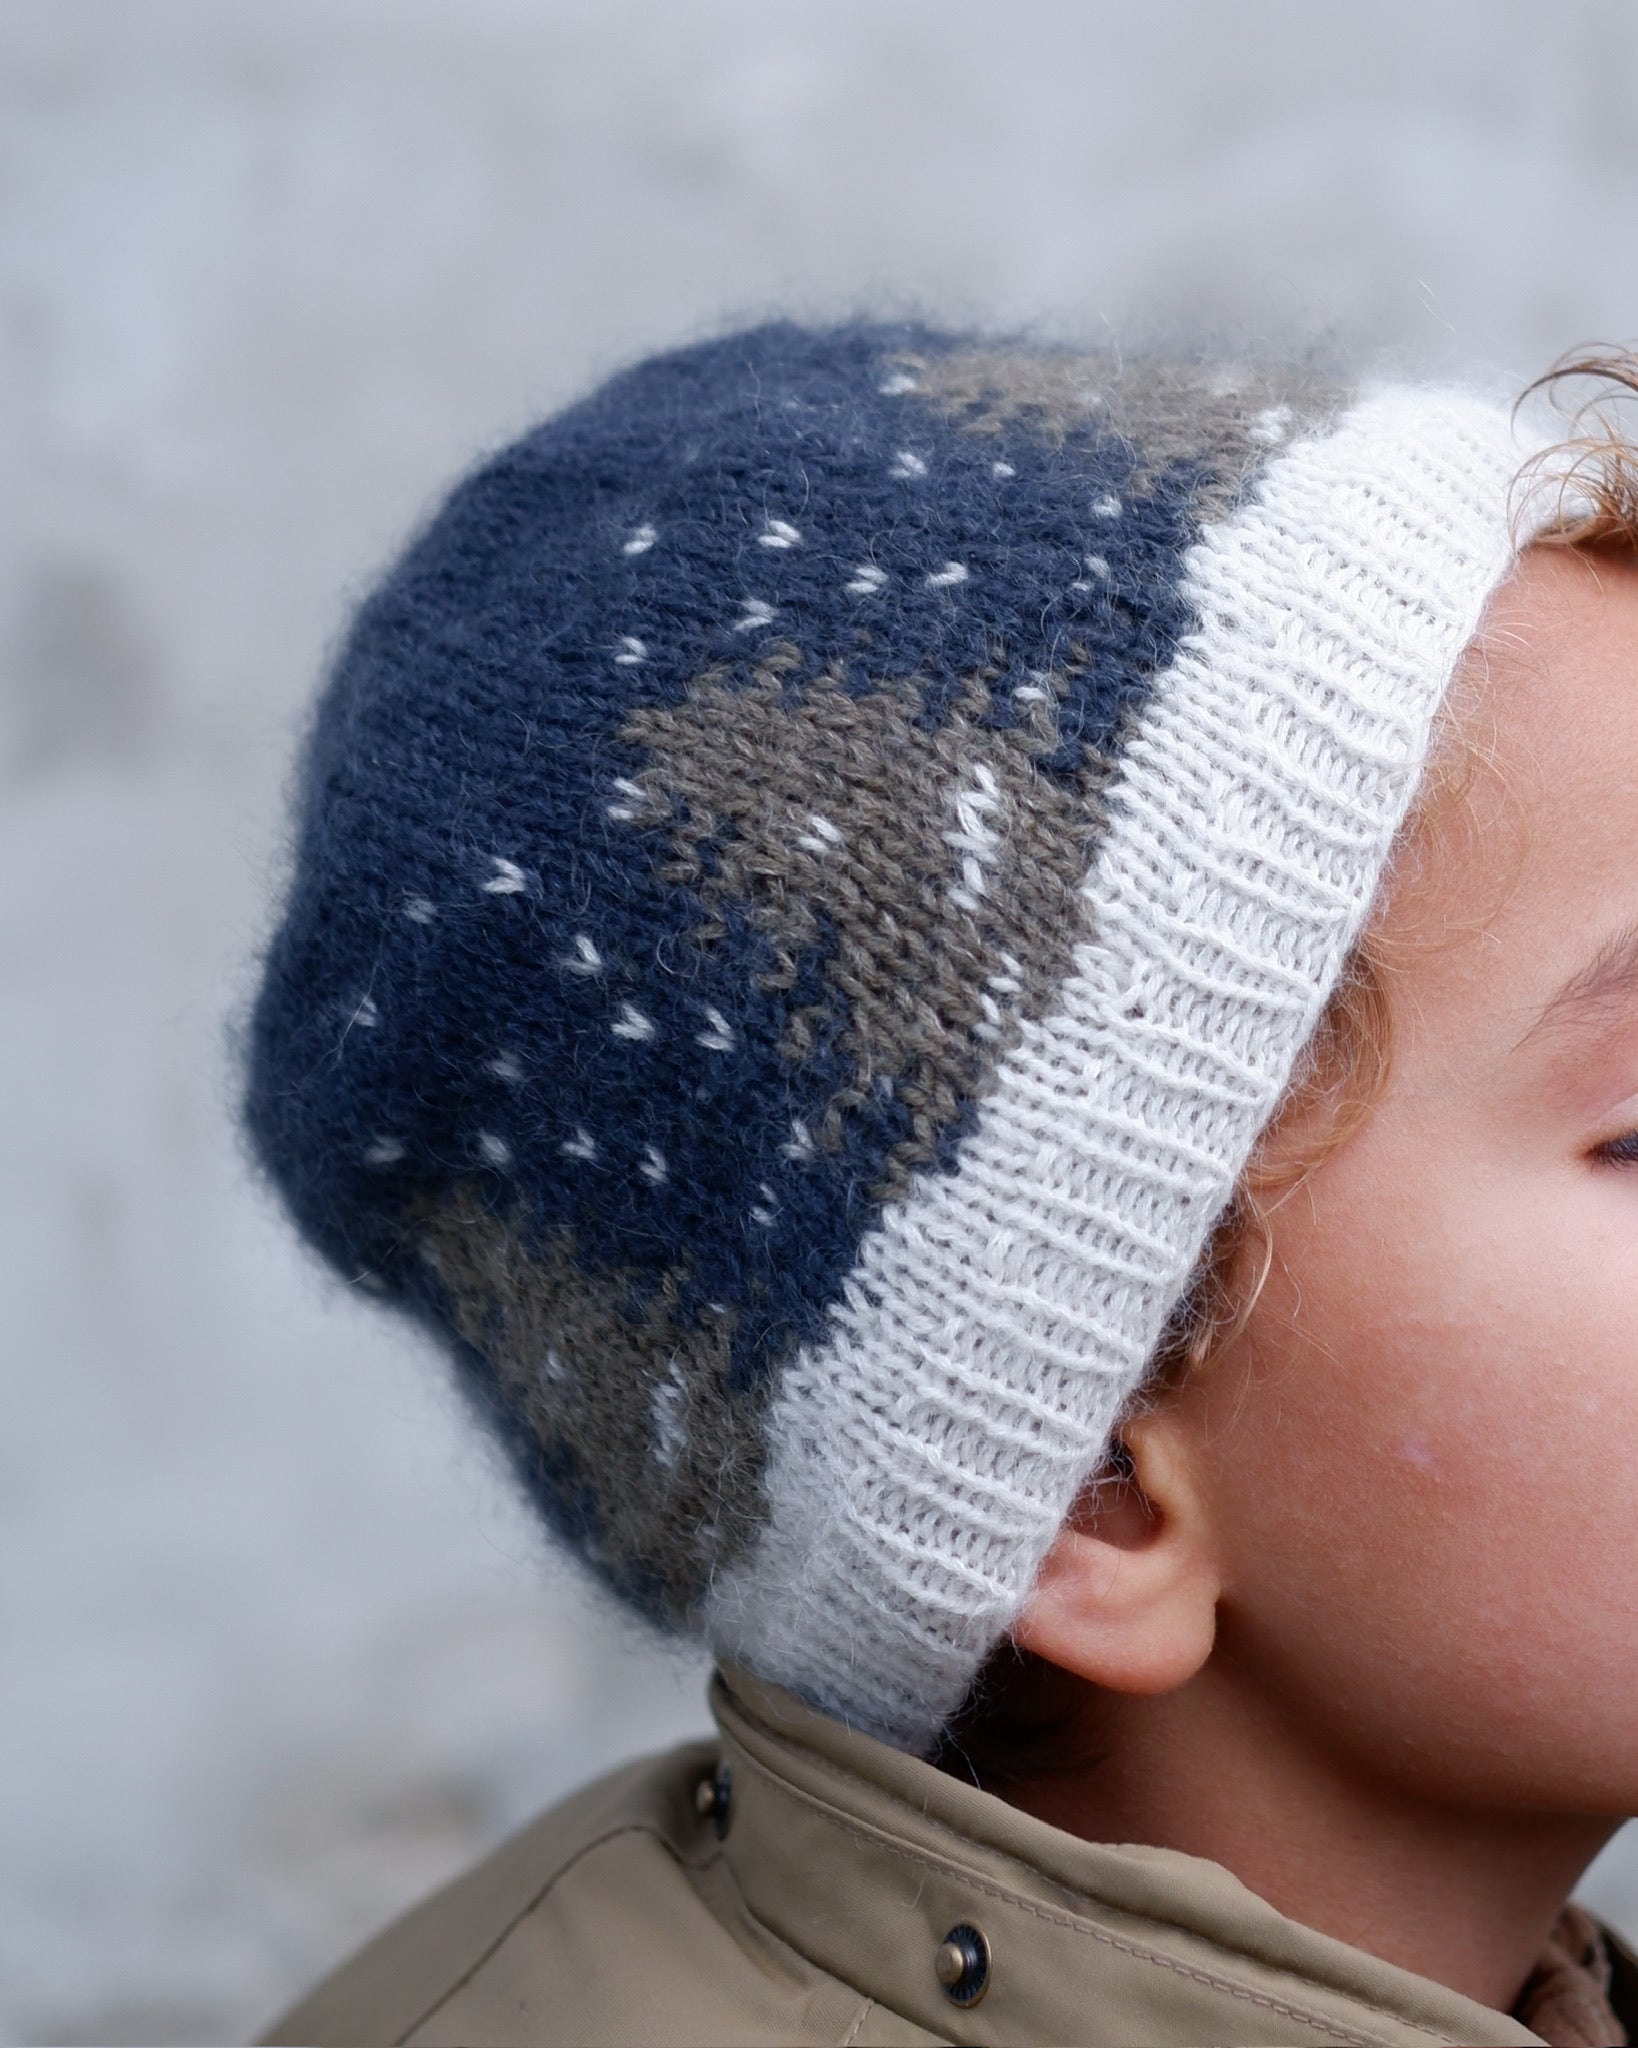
xmin=244 ymin=322 xmax=1322 ymax=1637
xmin=705 ymin=389 xmax=1547 ymax=1748
xmin=617 ymin=647 xmax=1112 ymax=1203
xmin=241 ymin=323 xmax=1544 ymax=1749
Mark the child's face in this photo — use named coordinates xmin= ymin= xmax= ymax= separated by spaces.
xmin=1186 ymin=542 xmax=1638 ymax=1816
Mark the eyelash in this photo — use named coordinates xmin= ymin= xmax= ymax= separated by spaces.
xmin=1597 ymin=1132 xmax=1638 ymax=1166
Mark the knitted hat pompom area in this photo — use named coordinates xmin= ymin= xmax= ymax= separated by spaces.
xmin=241 ymin=320 xmax=1556 ymax=1753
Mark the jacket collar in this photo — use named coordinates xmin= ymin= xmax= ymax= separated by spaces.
xmin=712 ymin=1666 xmax=1579 ymax=2047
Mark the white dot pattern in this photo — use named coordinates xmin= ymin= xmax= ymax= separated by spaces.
xmin=695 ymin=1006 xmax=736 ymax=1052
xmin=482 ymin=857 xmax=528 ymax=895
xmin=611 ymin=1001 xmax=655 ymax=1043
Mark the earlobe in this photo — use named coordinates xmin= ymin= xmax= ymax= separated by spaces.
xmin=1011 ymin=1413 xmax=1222 ymax=1696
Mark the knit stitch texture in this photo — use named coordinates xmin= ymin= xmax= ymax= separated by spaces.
xmin=242 ymin=321 xmax=1546 ymax=1750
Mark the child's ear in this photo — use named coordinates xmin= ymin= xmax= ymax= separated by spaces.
xmin=1011 ymin=1409 xmax=1221 ymax=1695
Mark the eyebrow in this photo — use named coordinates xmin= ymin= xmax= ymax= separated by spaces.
xmin=1518 ymin=919 xmax=1638 ymax=1050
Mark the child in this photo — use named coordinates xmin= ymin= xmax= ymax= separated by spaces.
xmin=242 ymin=321 xmax=1638 ymax=2045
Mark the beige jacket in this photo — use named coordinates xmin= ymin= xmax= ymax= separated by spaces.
xmin=261 ymin=1668 xmax=1632 ymax=2046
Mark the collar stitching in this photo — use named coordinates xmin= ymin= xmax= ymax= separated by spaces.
xmin=838 ymin=1999 xmax=876 ymax=2047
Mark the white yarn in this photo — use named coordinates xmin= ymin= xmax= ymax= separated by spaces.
xmin=945 ymin=763 xmax=1004 ymax=911
xmin=650 ymin=1362 xmax=689 ymax=1471
xmin=611 ymin=1001 xmax=656 ymax=1042
xmin=695 ymin=1005 xmax=737 ymax=1052
xmin=797 ymin=812 xmax=845 ymax=855
xmin=482 ymin=856 xmax=528 ymax=895
xmin=704 ymin=387 xmax=1550 ymax=1753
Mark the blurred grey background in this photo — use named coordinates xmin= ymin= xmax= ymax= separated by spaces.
xmin=6 ymin=2 xmax=1638 ymax=2040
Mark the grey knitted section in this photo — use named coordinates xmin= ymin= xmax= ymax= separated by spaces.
xmin=901 ymin=344 xmax=1345 ymax=522
xmin=417 ymin=1188 xmax=770 ymax=1617
xmin=620 ymin=645 xmax=1109 ymax=1205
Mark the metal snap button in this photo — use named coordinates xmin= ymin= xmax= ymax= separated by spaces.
xmin=693 ymin=1762 xmax=732 ymax=1840
xmin=934 ymin=1921 xmax=990 ymax=2007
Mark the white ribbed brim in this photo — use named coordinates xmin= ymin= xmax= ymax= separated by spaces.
xmin=705 ymin=387 xmax=1554 ymax=1753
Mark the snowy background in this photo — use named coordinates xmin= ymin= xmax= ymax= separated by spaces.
xmin=6 ymin=3 xmax=1638 ymax=2040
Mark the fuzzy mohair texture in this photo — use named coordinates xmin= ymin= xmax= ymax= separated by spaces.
xmin=242 ymin=320 xmax=1551 ymax=1753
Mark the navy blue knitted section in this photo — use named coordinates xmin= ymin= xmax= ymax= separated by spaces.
xmin=242 ymin=320 xmax=1226 ymax=1607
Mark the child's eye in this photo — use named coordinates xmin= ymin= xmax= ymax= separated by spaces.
xmin=1597 ymin=1131 xmax=1638 ymax=1166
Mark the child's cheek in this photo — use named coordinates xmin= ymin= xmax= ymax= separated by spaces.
xmin=1194 ymin=1118 xmax=1638 ymax=1805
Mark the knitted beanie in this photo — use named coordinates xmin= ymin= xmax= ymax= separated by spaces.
xmin=243 ymin=320 xmax=1549 ymax=1754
